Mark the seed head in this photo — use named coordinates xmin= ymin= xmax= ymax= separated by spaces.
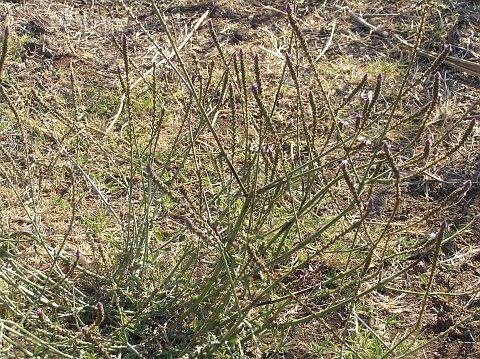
xmin=92 ymin=302 xmax=105 ymax=328
xmin=354 ymin=113 xmax=363 ymax=128
xmin=423 ymin=138 xmax=432 ymax=159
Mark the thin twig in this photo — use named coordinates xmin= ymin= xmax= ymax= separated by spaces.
xmin=334 ymin=5 xmax=388 ymax=37
xmin=315 ymin=20 xmax=336 ymax=61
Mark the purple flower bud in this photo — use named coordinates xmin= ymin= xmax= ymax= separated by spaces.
xmin=254 ymin=53 xmax=260 ymax=63
xmin=76 ymin=249 xmax=81 ymax=260
xmin=36 ymin=308 xmax=43 ymax=316
xmin=285 ymin=4 xmax=293 ymax=14
xmin=377 ymin=74 xmax=383 ymax=82
xmin=96 ymin=302 xmax=104 ymax=311
xmin=337 ymin=120 xmax=349 ymax=130
xmin=262 ymin=144 xmax=272 ymax=156
xmin=357 ymin=136 xmax=371 ymax=146
xmin=434 ymin=72 xmax=442 ymax=81
xmin=463 ymin=180 xmax=472 ymax=191
xmin=440 ymin=220 xmax=448 ymax=229
xmin=443 ymin=44 xmax=453 ymax=53
xmin=251 ymin=84 xmax=258 ymax=94
xmin=381 ymin=142 xmax=391 ymax=153
xmin=232 ymin=52 xmax=239 ymax=61
xmin=185 ymin=217 xmax=194 ymax=229
xmin=145 ymin=164 xmax=153 ymax=175
xmin=340 ymin=160 xmax=349 ymax=170
xmin=81 ymin=325 xmax=89 ymax=336
xmin=365 ymin=200 xmax=375 ymax=212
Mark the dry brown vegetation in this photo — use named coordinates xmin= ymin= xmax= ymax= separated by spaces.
xmin=0 ymin=0 xmax=479 ymax=358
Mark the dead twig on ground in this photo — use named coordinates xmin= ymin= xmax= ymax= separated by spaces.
xmin=335 ymin=5 xmax=480 ymax=78
xmin=334 ymin=5 xmax=388 ymax=38
xmin=396 ymin=35 xmax=480 ymax=78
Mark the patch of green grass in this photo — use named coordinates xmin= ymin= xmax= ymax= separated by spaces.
xmin=83 ymin=86 xmax=119 ymax=118
xmin=51 ymin=193 xmax=72 ymax=211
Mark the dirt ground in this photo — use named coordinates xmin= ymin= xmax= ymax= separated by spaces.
xmin=1 ymin=0 xmax=479 ymax=357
